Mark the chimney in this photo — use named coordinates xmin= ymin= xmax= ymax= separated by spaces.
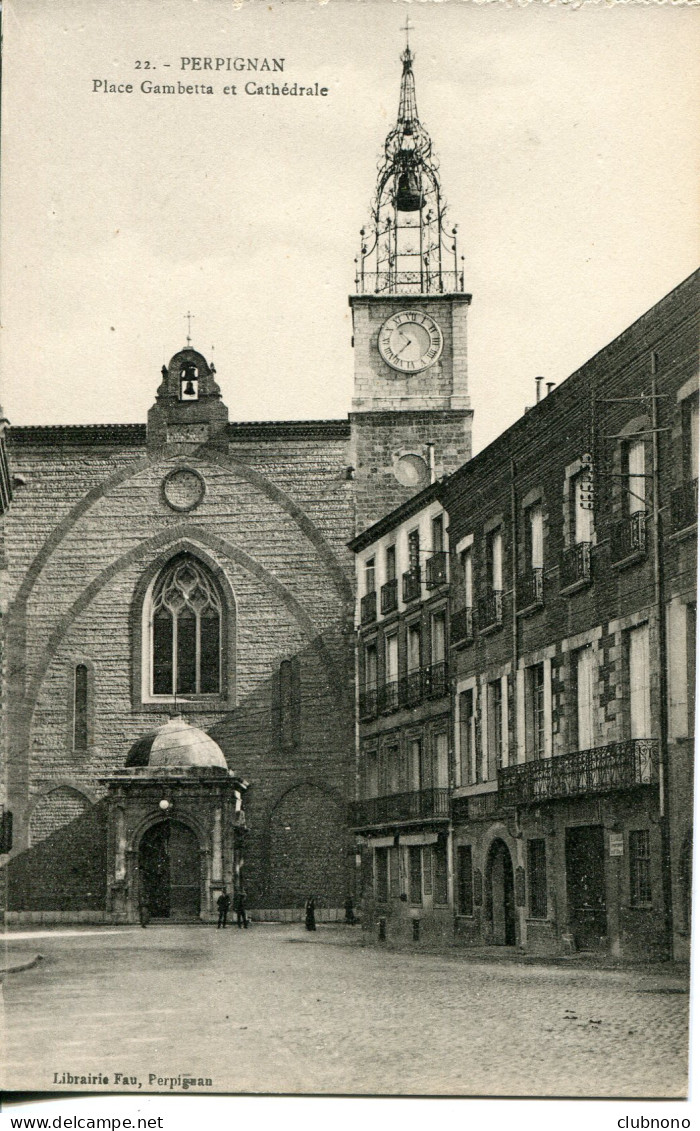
xmin=535 ymin=376 xmax=544 ymax=404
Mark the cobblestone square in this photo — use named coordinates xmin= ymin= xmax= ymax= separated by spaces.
xmin=0 ymin=924 xmax=689 ymax=1097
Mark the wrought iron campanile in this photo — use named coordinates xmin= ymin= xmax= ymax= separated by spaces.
xmin=356 ymin=37 xmax=463 ymax=295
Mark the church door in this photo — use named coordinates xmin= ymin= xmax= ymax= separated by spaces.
xmin=138 ymin=820 xmax=201 ymax=920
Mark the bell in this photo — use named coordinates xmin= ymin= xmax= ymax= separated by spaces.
xmin=396 ymin=169 xmax=423 ymax=212
xmin=183 ymin=380 xmax=196 ymax=397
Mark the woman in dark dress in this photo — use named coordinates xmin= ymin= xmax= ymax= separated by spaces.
xmin=305 ymin=896 xmax=316 ymax=931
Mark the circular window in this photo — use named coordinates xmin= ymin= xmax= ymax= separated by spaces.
xmin=394 ymin=453 xmax=429 ymax=488
xmin=162 ymin=467 xmax=206 ymax=513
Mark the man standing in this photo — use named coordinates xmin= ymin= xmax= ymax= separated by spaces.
xmin=217 ymin=889 xmax=231 ymax=929
xmin=234 ymin=888 xmax=248 ymax=929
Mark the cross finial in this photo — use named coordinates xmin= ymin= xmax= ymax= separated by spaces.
xmin=402 ymin=15 xmax=414 ymax=48
xmin=184 ymin=311 xmax=194 ymax=346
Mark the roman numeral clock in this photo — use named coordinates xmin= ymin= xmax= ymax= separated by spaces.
xmin=378 ymin=310 xmax=443 ymax=374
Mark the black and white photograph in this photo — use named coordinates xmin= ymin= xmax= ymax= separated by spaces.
xmin=0 ymin=0 xmax=697 ymax=1107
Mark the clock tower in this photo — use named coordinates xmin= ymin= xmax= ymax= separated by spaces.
xmin=350 ymin=36 xmax=473 ymax=531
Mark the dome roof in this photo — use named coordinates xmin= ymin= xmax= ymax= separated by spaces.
xmin=125 ymin=716 xmax=228 ymax=770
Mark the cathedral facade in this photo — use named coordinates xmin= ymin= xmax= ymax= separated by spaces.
xmin=0 ymin=45 xmax=472 ymax=921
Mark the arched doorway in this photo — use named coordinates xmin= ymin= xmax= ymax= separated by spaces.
xmin=138 ymin=820 xmax=201 ymax=920
xmin=486 ymin=838 xmax=516 ymax=945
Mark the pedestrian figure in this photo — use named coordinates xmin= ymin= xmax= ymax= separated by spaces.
xmin=217 ymin=889 xmax=231 ymax=929
xmin=305 ymin=896 xmax=316 ymax=932
xmin=234 ymin=889 xmax=248 ymax=929
xmin=138 ymin=884 xmax=150 ymax=928
xmin=344 ymin=894 xmax=356 ymax=925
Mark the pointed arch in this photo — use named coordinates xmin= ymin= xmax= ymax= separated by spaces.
xmin=131 ymin=542 xmax=237 ymax=709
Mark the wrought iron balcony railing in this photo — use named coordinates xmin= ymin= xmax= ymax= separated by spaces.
xmin=451 ymin=606 xmax=474 ymax=645
xmin=402 ymin=669 xmax=423 ymax=708
xmin=670 ymin=479 xmax=698 ymax=533
xmin=380 ymin=578 xmax=399 ymax=614
xmin=426 ymin=551 xmax=448 ymax=590
xmin=561 ymin=542 xmax=592 ymax=589
xmin=402 ymin=568 xmax=421 ymax=604
xmin=356 ymin=270 xmax=464 ymax=296
xmin=497 ymin=739 xmax=658 ymax=808
xmin=478 ymin=589 xmax=504 ymax=630
xmin=452 ymin=790 xmax=501 ymax=824
xmin=519 ymin=567 xmax=544 ymax=610
xmin=359 ymin=687 xmax=378 ymax=720
xmin=425 ymin=660 xmax=447 ymax=699
xmin=360 ymin=590 xmax=377 ymax=625
xmin=378 ymin=680 xmax=400 ymax=714
xmin=611 ymin=511 xmax=647 ymax=563
xmin=348 ymin=787 xmax=451 ymax=829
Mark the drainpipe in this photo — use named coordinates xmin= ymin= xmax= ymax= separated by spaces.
xmin=650 ymin=352 xmax=673 ymax=958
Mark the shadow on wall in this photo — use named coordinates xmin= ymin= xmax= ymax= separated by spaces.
xmin=3 ymin=799 xmax=109 ymax=911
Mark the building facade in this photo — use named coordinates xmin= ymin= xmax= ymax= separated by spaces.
xmin=350 ymin=486 xmax=453 ymax=944
xmin=352 ymin=269 xmax=698 ymax=961
xmin=0 ymin=45 xmax=472 ymax=923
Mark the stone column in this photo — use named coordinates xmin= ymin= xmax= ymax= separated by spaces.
xmin=212 ymin=804 xmax=223 ymax=884
xmin=115 ymin=805 xmax=127 ymax=882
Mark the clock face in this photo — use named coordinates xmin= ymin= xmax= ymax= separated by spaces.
xmin=378 ymin=311 xmax=443 ymax=374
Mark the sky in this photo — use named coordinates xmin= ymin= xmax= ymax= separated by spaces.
xmin=1 ymin=0 xmax=698 ymax=455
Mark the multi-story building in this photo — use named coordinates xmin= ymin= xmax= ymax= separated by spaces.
xmin=350 ymin=486 xmax=453 ymax=943
xmin=352 ymin=268 xmax=698 ymax=960
xmin=444 ymin=268 xmax=697 ymax=961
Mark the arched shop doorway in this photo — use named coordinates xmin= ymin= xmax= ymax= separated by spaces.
xmin=138 ymin=820 xmax=200 ymax=920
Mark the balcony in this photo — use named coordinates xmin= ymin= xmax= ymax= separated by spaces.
xmin=611 ymin=511 xmax=647 ymax=564
xmin=377 ymin=680 xmax=400 ymax=714
xmin=478 ymin=589 xmax=503 ymax=632
xmin=359 ymin=687 xmax=378 ymax=720
xmin=425 ymin=660 xmax=448 ymax=699
xmin=498 ymin=739 xmax=658 ymax=808
xmin=360 ymin=590 xmax=377 ymax=625
xmin=451 ymin=606 xmax=474 ymax=646
xmin=402 ymin=668 xmax=423 ymax=708
xmin=670 ymin=479 xmax=698 ymax=534
xmin=348 ymin=787 xmax=450 ymax=829
xmin=561 ymin=542 xmax=592 ymax=590
xmin=402 ymin=567 xmax=421 ymax=604
xmin=380 ymin=578 xmax=399 ymax=614
xmin=518 ymin=567 xmax=544 ymax=611
xmin=426 ymin=551 xmax=448 ymax=590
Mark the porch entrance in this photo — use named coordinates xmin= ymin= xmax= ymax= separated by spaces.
xmin=487 ymin=838 xmax=516 ymax=945
xmin=138 ymin=820 xmax=201 ymax=920
xmin=565 ymin=824 xmax=607 ymax=950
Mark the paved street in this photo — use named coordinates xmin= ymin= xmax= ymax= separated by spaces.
xmin=0 ymin=924 xmax=689 ymax=1098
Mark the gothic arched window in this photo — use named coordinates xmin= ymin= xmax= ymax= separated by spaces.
xmin=151 ymin=555 xmax=222 ymax=696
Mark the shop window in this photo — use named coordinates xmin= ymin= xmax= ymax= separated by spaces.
xmin=527 ymin=839 xmax=547 ymax=919
xmin=434 ymin=838 xmax=449 ymax=905
xmin=457 ymin=845 xmax=473 ymax=915
xmin=408 ymin=845 xmax=423 ymax=904
xmin=389 ymin=845 xmax=400 ymax=898
xmin=629 ymin=829 xmax=652 ymax=906
xmin=375 ymin=847 xmax=389 ymax=903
